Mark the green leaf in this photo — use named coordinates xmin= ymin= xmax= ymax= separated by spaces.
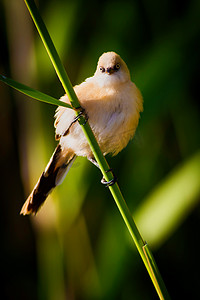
xmin=0 ymin=75 xmax=72 ymax=109
xmin=135 ymin=151 xmax=200 ymax=247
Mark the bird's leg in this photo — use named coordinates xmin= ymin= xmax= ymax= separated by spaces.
xmin=63 ymin=107 xmax=88 ymax=136
xmin=88 ymin=158 xmax=117 ymax=187
xmin=88 ymin=157 xmax=100 ymax=169
xmin=73 ymin=107 xmax=89 ymax=126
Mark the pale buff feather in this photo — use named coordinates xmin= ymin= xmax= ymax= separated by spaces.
xmin=21 ymin=52 xmax=143 ymax=215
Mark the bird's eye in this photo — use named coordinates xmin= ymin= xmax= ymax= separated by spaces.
xmin=100 ymin=66 xmax=105 ymax=72
xmin=114 ymin=63 xmax=121 ymax=70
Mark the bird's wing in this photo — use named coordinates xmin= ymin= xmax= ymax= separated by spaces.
xmin=54 ymin=94 xmax=76 ymax=140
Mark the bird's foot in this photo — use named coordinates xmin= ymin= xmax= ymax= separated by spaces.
xmin=101 ymin=169 xmax=117 ymax=187
xmin=63 ymin=107 xmax=88 ymax=137
xmin=73 ymin=107 xmax=89 ymax=126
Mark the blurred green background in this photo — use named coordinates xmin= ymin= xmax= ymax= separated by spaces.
xmin=1 ymin=0 xmax=200 ymax=299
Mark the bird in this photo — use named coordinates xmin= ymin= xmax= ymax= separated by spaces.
xmin=20 ymin=51 xmax=143 ymax=215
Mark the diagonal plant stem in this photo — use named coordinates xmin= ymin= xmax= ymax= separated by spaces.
xmin=21 ymin=1 xmax=170 ymax=299
xmin=24 ymin=0 xmax=78 ymax=109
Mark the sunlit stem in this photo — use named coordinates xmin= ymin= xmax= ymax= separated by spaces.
xmin=23 ymin=1 xmax=171 ymax=299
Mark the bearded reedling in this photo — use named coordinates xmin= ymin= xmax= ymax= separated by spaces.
xmin=20 ymin=52 xmax=143 ymax=215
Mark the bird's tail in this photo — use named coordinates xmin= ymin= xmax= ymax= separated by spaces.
xmin=20 ymin=145 xmax=76 ymax=215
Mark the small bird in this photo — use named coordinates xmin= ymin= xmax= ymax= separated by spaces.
xmin=20 ymin=51 xmax=143 ymax=215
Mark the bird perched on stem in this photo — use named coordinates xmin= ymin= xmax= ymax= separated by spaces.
xmin=20 ymin=51 xmax=143 ymax=215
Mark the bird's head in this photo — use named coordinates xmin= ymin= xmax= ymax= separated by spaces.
xmin=94 ymin=52 xmax=131 ymax=87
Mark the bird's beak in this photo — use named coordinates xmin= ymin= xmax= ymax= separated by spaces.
xmin=106 ymin=67 xmax=114 ymax=75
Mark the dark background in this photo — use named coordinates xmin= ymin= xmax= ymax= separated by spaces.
xmin=0 ymin=0 xmax=200 ymax=299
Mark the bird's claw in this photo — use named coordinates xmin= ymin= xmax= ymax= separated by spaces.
xmin=63 ymin=108 xmax=88 ymax=136
xmin=73 ymin=107 xmax=89 ymax=125
xmin=101 ymin=169 xmax=117 ymax=187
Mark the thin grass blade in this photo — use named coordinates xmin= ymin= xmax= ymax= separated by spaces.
xmin=0 ymin=75 xmax=72 ymax=109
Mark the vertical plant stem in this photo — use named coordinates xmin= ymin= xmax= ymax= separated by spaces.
xmin=24 ymin=1 xmax=171 ymax=299
xmin=24 ymin=0 xmax=78 ymax=108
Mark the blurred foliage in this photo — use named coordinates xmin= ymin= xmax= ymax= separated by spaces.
xmin=0 ymin=0 xmax=200 ymax=299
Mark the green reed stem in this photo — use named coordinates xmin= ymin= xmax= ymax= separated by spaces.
xmin=22 ymin=1 xmax=171 ymax=299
